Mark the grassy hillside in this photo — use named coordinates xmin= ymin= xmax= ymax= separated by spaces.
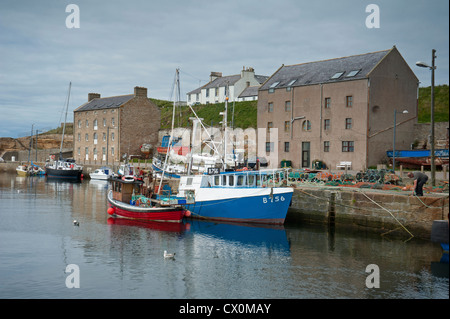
xmin=418 ymin=84 xmax=449 ymax=123
xmin=152 ymin=99 xmax=257 ymax=130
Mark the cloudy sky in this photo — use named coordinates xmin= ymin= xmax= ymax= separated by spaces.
xmin=0 ymin=0 xmax=448 ymax=137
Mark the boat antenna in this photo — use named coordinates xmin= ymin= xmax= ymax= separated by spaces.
xmin=59 ymin=82 xmax=71 ymax=160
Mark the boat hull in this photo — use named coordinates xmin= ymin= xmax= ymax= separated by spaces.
xmin=45 ymin=167 xmax=82 ymax=180
xmin=16 ymin=169 xmax=28 ymax=177
xmin=107 ymin=190 xmax=185 ymax=223
xmin=182 ymin=188 xmax=293 ymax=225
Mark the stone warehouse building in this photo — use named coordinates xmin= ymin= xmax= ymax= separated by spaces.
xmin=73 ymin=87 xmax=160 ymax=165
xmin=258 ymin=46 xmax=419 ymax=171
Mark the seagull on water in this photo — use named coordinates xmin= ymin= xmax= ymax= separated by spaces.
xmin=164 ymin=250 xmax=175 ymax=259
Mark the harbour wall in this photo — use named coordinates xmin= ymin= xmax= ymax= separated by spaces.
xmin=1 ymin=162 xmax=448 ymax=240
xmin=286 ymin=186 xmax=449 ymax=240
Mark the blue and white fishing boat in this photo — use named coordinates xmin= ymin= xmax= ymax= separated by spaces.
xmin=156 ymin=69 xmax=293 ymax=225
xmin=175 ymin=169 xmax=293 ymax=225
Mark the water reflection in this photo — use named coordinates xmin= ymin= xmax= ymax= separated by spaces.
xmin=0 ymin=172 xmax=448 ymax=299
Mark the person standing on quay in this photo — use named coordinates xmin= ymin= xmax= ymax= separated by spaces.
xmin=407 ymin=171 xmax=429 ymax=196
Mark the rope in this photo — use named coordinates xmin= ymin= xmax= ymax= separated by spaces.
xmin=357 ymin=189 xmax=414 ymax=239
xmin=413 ymin=193 xmax=449 ymax=209
xmin=297 ymin=187 xmax=414 ymax=239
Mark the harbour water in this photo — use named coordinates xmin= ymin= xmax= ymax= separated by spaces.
xmin=0 ymin=172 xmax=448 ymax=300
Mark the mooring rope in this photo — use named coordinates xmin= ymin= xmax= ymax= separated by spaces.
xmin=356 ymin=189 xmax=414 ymax=239
xmin=413 ymin=193 xmax=449 ymax=209
xmin=297 ymin=187 xmax=415 ymax=239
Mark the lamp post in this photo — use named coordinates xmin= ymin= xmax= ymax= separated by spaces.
xmin=416 ymin=49 xmax=436 ymax=186
xmin=393 ymin=109 xmax=409 ymax=173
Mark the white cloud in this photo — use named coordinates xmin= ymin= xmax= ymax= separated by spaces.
xmin=0 ymin=0 xmax=448 ymax=137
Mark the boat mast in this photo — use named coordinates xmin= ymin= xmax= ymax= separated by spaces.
xmin=222 ymin=84 xmax=229 ymax=171
xmin=158 ymin=69 xmax=179 ymax=194
xmin=59 ymin=82 xmax=71 ymax=160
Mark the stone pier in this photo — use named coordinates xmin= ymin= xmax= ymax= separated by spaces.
xmin=286 ymin=186 xmax=449 ymax=240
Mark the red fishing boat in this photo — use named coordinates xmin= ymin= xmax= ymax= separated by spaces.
xmin=107 ymin=176 xmax=188 ymax=223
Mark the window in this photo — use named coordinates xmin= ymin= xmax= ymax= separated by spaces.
xmin=269 ymin=81 xmax=280 ymax=88
xmin=248 ymin=175 xmax=255 ymax=186
xmin=103 ymin=132 xmax=106 ymax=141
xmin=111 ymin=117 xmax=115 ymax=126
xmin=111 ymin=147 xmax=115 ymax=156
xmin=77 ymin=133 xmax=81 ymax=141
xmin=325 ymin=97 xmax=331 ymax=109
xmin=206 ymin=89 xmax=209 ymax=97
xmin=287 ymin=79 xmax=297 ymax=86
xmin=111 ymin=132 xmax=115 ymax=141
xmin=85 ymin=120 xmax=89 ymax=127
xmin=268 ymin=102 xmax=273 ymax=113
xmin=237 ymin=175 xmax=244 ymax=186
xmin=331 ymin=72 xmax=344 ymax=79
xmin=103 ymin=118 xmax=106 ymax=127
xmin=77 ymin=147 xmax=80 ymax=155
xmin=324 ymin=141 xmax=330 ymax=152
xmin=267 ymin=122 xmax=273 ymax=131
xmin=85 ymin=133 xmax=89 ymax=141
xmin=284 ymin=142 xmax=290 ymax=152
xmin=268 ymin=81 xmax=279 ymax=94
xmin=346 ymin=69 xmax=360 ymax=77
xmin=284 ymin=121 xmax=290 ymax=132
xmin=302 ymin=120 xmax=311 ymax=131
xmin=345 ymin=118 xmax=352 ymax=129
xmin=78 ymin=120 xmax=81 ymax=128
xmin=285 ymin=101 xmax=291 ymax=112
xmin=266 ymin=142 xmax=274 ymax=152
xmin=93 ymin=119 xmax=98 ymax=130
xmin=346 ymin=96 xmax=353 ymax=107
xmin=342 ymin=141 xmax=354 ymax=152
xmin=215 ymin=88 xmax=218 ymax=97
xmin=324 ymin=119 xmax=331 ymax=130
xmin=228 ymin=175 xmax=234 ymax=186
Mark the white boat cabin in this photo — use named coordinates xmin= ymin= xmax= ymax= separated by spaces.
xmin=177 ymin=169 xmax=286 ymax=197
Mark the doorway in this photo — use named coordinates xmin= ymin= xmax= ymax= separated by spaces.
xmin=302 ymin=142 xmax=310 ymax=168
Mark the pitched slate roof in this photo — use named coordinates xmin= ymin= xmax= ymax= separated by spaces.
xmin=74 ymin=94 xmax=134 ymax=112
xmin=187 ymin=74 xmax=269 ymax=94
xmin=238 ymin=86 xmax=259 ymax=98
xmin=260 ymin=49 xmax=391 ymax=91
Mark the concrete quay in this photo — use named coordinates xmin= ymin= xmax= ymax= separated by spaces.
xmin=286 ymin=185 xmax=449 ymax=240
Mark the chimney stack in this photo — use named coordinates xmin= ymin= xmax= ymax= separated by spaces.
xmin=210 ymin=72 xmax=222 ymax=82
xmin=88 ymin=93 xmax=101 ymax=101
xmin=134 ymin=86 xmax=148 ymax=97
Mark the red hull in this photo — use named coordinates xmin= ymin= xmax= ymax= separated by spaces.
xmin=107 ymin=191 xmax=184 ymax=223
xmin=109 ymin=204 xmax=184 ymax=222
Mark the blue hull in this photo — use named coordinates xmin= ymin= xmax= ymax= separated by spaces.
xmin=183 ymin=192 xmax=293 ymax=225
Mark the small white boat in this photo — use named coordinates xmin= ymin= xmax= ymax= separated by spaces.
xmin=90 ymin=167 xmax=113 ymax=180
xmin=16 ymin=165 xmax=28 ymax=177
